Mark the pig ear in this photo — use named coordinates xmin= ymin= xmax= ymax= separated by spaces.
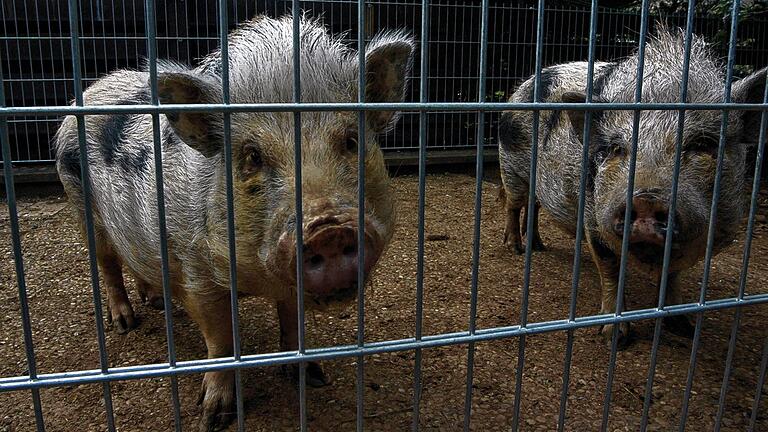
xmin=561 ymin=91 xmax=605 ymax=138
xmin=157 ymin=72 xmax=224 ymax=157
xmin=731 ymin=67 xmax=768 ymax=145
xmin=363 ymin=33 xmax=415 ymax=132
xmin=561 ymin=91 xmax=588 ymax=135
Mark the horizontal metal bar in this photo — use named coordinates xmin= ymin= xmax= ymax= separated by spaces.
xmin=1 ymin=102 xmax=766 ymax=117
xmin=2 ymin=293 xmax=767 ymax=392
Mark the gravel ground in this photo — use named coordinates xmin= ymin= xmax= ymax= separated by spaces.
xmin=1 ymin=173 xmax=767 ymax=432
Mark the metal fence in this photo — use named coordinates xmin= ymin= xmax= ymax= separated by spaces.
xmin=2 ymin=0 xmax=768 ymax=163
xmin=1 ymin=0 xmax=768 ymax=431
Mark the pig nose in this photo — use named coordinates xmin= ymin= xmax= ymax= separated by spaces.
xmin=302 ymin=225 xmax=375 ymax=299
xmin=612 ymin=193 xmax=678 ymax=246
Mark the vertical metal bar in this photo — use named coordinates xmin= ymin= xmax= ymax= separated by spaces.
xmin=715 ymin=20 xmax=768 ymax=432
xmin=749 ymin=334 xmax=768 ymax=432
xmin=601 ymin=1 xmax=650 ymax=430
xmin=639 ymin=2 xmax=697 ymax=430
xmin=0 ymin=59 xmax=46 ymax=432
xmin=9 ymin=0 xmax=27 ymax=161
xmin=461 ymin=0 xmax=489 ymax=430
xmin=746 ymin=80 xmax=768 ymax=432
xmin=557 ymin=0 xmax=599 ymax=429
xmin=66 ymin=1 xmax=116 ymax=430
xmin=411 ymin=1 xmax=429 ymax=430
xmin=216 ymin=0 xmax=245 ymax=430
xmin=356 ymin=1 xmax=367 ymax=431
xmin=680 ymin=1 xmax=742 ymax=429
xmin=143 ymin=0 xmax=182 ymax=430
xmin=30 ymin=0 xmax=47 ymax=161
xmin=291 ymin=3 xmax=308 ymax=431
xmin=511 ymin=0 xmax=545 ymax=430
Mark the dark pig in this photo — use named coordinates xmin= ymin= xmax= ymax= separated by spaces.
xmin=55 ymin=15 xmax=413 ymax=430
xmin=498 ymin=27 xmax=766 ymax=347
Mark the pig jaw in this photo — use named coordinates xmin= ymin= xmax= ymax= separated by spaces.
xmin=265 ymin=207 xmax=386 ymax=309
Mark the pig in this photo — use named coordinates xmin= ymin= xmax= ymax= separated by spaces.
xmin=54 ymin=14 xmax=413 ymax=430
xmin=498 ymin=27 xmax=766 ymax=348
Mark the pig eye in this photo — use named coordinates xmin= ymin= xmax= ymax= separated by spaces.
xmin=343 ymin=133 xmax=359 ymax=154
xmin=246 ymin=149 xmax=263 ymax=169
xmin=595 ymin=140 xmax=626 ymax=163
xmin=688 ymin=135 xmax=720 ymax=158
xmin=608 ymin=144 xmax=626 ymax=159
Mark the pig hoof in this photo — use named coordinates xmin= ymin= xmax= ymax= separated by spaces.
xmin=664 ymin=315 xmax=695 ymax=339
xmin=283 ymin=362 xmax=332 ymax=387
xmin=531 ymin=238 xmax=546 ymax=251
xmin=600 ymin=322 xmax=632 ymax=350
xmin=198 ymin=371 xmax=235 ymax=432
xmin=504 ymin=238 xmax=525 ymax=255
xmin=306 ymin=362 xmax=332 ymax=387
xmin=108 ymin=305 xmax=137 ymax=334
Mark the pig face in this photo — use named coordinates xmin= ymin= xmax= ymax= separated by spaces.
xmin=564 ymin=66 xmax=766 ymax=271
xmin=157 ymin=23 xmax=413 ymax=308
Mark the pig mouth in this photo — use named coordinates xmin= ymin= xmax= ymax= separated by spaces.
xmin=307 ymin=282 xmax=359 ymax=310
xmin=627 ymin=242 xmax=685 ymax=265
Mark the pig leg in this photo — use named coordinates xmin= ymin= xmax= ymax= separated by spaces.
xmin=182 ymin=291 xmax=236 ymax=432
xmin=277 ymin=299 xmax=331 ymax=387
xmin=587 ymin=236 xmax=631 ymax=349
xmin=521 ymin=201 xmax=546 ymax=251
xmin=499 ymin=179 xmax=528 ymax=255
xmin=96 ymin=242 xmax=137 ymax=334
xmin=661 ymin=272 xmax=695 ymax=338
xmin=134 ymin=273 xmax=165 ymax=310
xmin=504 ymin=203 xmax=525 ymax=254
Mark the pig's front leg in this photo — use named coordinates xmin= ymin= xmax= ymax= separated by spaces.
xmin=276 ymin=299 xmax=332 ymax=387
xmin=587 ymin=235 xmax=631 ymax=349
xmin=181 ymin=291 xmax=236 ymax=432
xmin=659 ymin=272 xmax=695 ymax=338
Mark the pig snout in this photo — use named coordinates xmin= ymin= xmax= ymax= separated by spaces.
xmin=303 ymin=222 xmax=377 ymax=299
xmin=611 ymin=190 xmax=680 ymax=248
xmin=273 ymin=211 xmax=384 ymax=305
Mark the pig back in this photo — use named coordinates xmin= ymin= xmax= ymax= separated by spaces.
xmin=501 ymin=62 xmax=615 ymax=234
xmin=54 ymin=69 xmax=217 ymax=288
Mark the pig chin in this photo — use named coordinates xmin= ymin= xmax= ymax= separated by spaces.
xmin=263 ymin=212 xmax=386 ymax=309
xmin=599 ymin=224 xmax=705 ymax=272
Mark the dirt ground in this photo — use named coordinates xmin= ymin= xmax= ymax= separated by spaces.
xmin=1 ymin=172 xmax=767 ymax=432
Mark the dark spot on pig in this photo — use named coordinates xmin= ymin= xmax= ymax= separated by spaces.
xmin=120 ymin=145 xmax=150 ymax=175
xmin=498 ymin=112 xmax=528 ymax=152
xmin=57 ymin=147 xmax=82 ymax=184
xmin=100 ymin=114 xmax=132 ymax=166
xmin=100 ymin=90 xmax=151 ymax=176
xmin=524 ymin=68 xmax=557 ymax=102
xmin=593 ymin=61 xmax=619 ymax=97
xmin=162 ymin=124 xmax=182 ymax=147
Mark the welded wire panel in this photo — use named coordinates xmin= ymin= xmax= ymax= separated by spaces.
xmin=0 ymin=0 xmax=767 ymax=431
